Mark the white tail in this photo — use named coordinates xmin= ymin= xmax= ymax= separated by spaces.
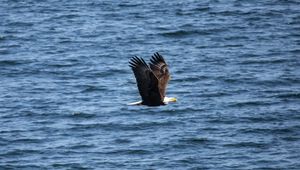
xmin=127 ymin=101 xmax=142 ymax=106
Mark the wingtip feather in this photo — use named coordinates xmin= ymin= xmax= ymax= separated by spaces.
xmin=129 ymin=56 xmax=149 ymax=69
xmin=150 ymin=52 xmax=166 ymax=65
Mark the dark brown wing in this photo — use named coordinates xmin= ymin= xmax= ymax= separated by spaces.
xmin=129 ymin=56 xmax=162 ymax=105
xmin=149 ymin=52 xmax=170 ymax=99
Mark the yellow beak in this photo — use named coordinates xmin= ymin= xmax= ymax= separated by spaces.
xmin=168 ymin=97 xmax=177 ymax=102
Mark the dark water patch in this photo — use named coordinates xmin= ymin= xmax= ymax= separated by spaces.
xmin=0 ymin=49 xmax=10 ymax=55
xmin=0 ymin=129 xmax=27 ymax=134
xmin=114 ymin=138 xmax=132 ymax=144
xmin=224 ymin=35 xmax=249 ymax=41
xmin=160 ymin=28 xmax=226 ymax=38
xmin=201 ymin=127 xmax=220 ymax=131
xmin=172 ymin=76 xmax=210 ymax=82
xmin=160 ymin=30 xmax=203 ymax=37
xmin=70 ymin=112 xmax=97 ymax=119
xmin=0 ymin=137 xmax=9 ymax=145
xmin=80 ymin=85 xmax=107 ymax=93
xmin=51 ymin=163 xmax=90 ymax=169
xmin=255 ymin=78 xmax=299 ymax=87
xmin=1 ymin=149 xmax=41 ymax=157
xmin=0 ymin=59 xmax=34 ymax=66
xmin=51 ymin=14 xmax=81 ymax=20
xmin=281 ymin=136 xmax=300 ymax=142
xmin=118 ymin=2 xmax=142 ymax=7
xmin=222 ymin=77 xmax=254 ymax=83
xmin=192 ymin=6 xmax=210 ymax=12
xmin=0 ymin=35 xmax=6 ymax=41
xmin=199 ymin=92 xmax=229 ymax=97
xmin=228 ymin=100 xmax=274 ymax=108
xmin=239 ymin=53 xmax=261 ymax=58
xmin=107 ymin=149 xmax=152 ymax=155
xmin=280 ymin=77 xmax=300 ymax=84
xmin=209 ymin=9 xmax=256 ymax=17
xmin=240 ymin=115 xmax=282 ymax=123
xmin=195 ymin=45 xmax=210 ymax=49
xmin=33 ymin=120 xmax=56 ymax=125
xmin=240 ymin=58 xmax=291 ymax=65
xmin=45 ymin=62 xmax=79 ymax=68
xmin=5 ymin=21 xmax=34 ymax=27
xmin=106 ymin=68 xmax=128 ymax=75
xmin=223 ymin=141 xmax=269 ymax=149
xmin=289 ymin=49 xmax=300 ymax=54
xmin=176 ymin=157 xmax=199 ymax=165
xmin=124 ymin=120 xmax=179 ymax=130
xmin=0 ymin=165 xmax=42 ymax=170
xmin=286 ymin=31 xmax=300 ymax=38
xmin=222 ymin=44 xmax=244 ymax=48
xmin=206 ymin=117 xmax=238 ymax=124
xmin=274 ymin=92 xmax=300 ymax=99
xmin=239 ymin=127 xmax=297 ymax=135
xmin=175 ymin=10 xmax=196 ymax=16
xmin=124 ymin=106 xmax=194 ymax=115
xmin=9 ymin=138 xmax=45 ymax=144
xmin=74 ymin=68 xmax=127 ymax=79
xmin=159 ymin=108 xmax=204 ymax=115
xmin=57 ymin=39 xmax=73 ymax=44
xmin=179 ymin=137 xmax=212 ymax=145
xmin=68 ymin=144 xmax=96 ymax=150
xmin=67 ymin=120 xmax=178 ymax=132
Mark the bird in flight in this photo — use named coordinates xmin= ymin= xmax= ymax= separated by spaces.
xmin=129 ymin=52 xmax=177 ymax=106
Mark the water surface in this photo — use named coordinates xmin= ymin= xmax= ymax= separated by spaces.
xmin=1 ymin=0 xmax=300 ymax=169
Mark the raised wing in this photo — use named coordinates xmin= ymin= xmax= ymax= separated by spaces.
xmin=149 ymin=52 xmax=170 ymax=99
xmin=129 ymin=56 xmax=162 ymax=105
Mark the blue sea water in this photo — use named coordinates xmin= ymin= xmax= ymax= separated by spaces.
xmin=1 ymin=0 xmax=300 ymax=169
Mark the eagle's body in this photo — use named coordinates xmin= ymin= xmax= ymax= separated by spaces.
xmin=129 ymin=52 xmax=176 ymax=106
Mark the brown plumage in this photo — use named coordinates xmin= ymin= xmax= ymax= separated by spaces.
xmin=129 ymin=52 xmax=172 ymax=106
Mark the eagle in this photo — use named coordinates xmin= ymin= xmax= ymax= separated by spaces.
xmin=128 ymin=52 xmax=177 ymax=106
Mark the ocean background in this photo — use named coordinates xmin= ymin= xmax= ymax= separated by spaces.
xmin=1 ymin=0 xmax=300 ymax=169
